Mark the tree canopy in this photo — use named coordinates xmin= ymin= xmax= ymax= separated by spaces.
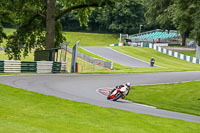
xmin=1 ymin=0 xmax=121 ymax=60
xmin=145 ymin=0 xmax=200 ymax=46
xmin=0 ymin=0 xmax=200 ymax=60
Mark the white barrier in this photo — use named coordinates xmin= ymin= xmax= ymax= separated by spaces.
xmin=4 ymin=60 xmax=21 ymax=73
xmin=0 ymin=60 xmax=65 ymax=73
xmin=146 ymin=43 xmax=200 ymax=64
xmin=37 ymin=61 xmax=53 ymax=73
xmin=61 ymin=62 xmax=67 ymax=72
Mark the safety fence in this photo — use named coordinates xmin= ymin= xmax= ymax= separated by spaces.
xmin=67 ymin=47 xmax=113 ymax=69
xmin=0 ymin=60 xmax=67 ymax=73
xmin=141 ymin=43 xmax=200 ymax=64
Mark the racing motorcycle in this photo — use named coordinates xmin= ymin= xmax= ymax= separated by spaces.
xmin=107 ymin=87 xmax=125 ymax=101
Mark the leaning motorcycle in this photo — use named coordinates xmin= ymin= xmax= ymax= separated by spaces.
xmin=107 ymin=87 xmax=124 ymax=101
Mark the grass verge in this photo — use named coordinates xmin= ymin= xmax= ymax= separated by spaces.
xmin=0 ymin=84 xmax=200 ymax=133
xmin=113 ymin=47 xmax=200 ymax=72
xmin=179 ymin=51 xmax=196 ymax=57
xmin=127 ymin=81 xmax=200 ymax=116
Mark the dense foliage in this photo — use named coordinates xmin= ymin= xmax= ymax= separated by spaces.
xmin=145 ymin=0 xmax=200 ymax=46
xmin=61 ymin=0 xmax=145 ymax=34
xmin=1 ymin=0 xmax=120 ymax=60
xmin=0 ymin=0 xmax=200 ymax=60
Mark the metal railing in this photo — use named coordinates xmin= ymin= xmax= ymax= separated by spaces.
xmin=67 ymin=47 xmax=113 ymax=69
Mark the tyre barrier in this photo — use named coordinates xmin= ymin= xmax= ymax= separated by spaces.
xmin=0 ymin=60 xmax=67 ymax=73
xmin=0 ymin=61 xmax=4 ymax=73
xmin=21 ymin=61 xmax=37 ymax=73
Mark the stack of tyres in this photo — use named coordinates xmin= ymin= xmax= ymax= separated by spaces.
xmin=21 ymin=61 xmax=37 ymax=73
xmin=52 ymin=62 xmax=61 ymax=73
xmin=0 ymin=61 xmax=4 ymax=73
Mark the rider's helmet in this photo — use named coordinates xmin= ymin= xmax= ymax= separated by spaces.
xmin=126 ymin=82 xmax=131 ymax=87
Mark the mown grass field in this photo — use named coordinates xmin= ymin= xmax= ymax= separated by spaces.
xmin=127 ymin=81 xmax=200 ymax=116
xmin=63 ymin=32 xmax=118 ymax=47
xmin=113 ymin=47 xmax=200 ymax=72
xmin=0 ymin=84 xmax=200 ymax=133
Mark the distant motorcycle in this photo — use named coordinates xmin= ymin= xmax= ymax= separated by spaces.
xmin=150 ymin=57 xmax=155 ymax=67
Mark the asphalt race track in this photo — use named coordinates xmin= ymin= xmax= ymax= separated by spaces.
xmin=81 ymin=46 xmax=161 ymax=68
xmin=1 ymin=71 xmax=200 ymax=123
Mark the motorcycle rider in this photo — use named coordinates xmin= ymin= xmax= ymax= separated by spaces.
xmin=109 ymin=82 xmax=131 ymax=99
xmin=150 ymin=57 xmax=155 ymax=67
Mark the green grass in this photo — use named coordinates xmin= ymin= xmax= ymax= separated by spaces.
xmin=63 ymin=32 xmax=118 ymax=47
xmin=179 ymin=51 xmax=196 ymax=57
xmin=0 ymin=28 xmax=16 ymax=47
xmin=127 ymin=81 xmax=200 ymax=116
xmin=113 ymin=47 xmax=200 ymax=72
xmin=0 ymin=50 xmax=34 ymax=61
xmin=0 ymin=84 xmax=200 ymax=133
xmin=4 ymin=28 xmax=16 ymax=35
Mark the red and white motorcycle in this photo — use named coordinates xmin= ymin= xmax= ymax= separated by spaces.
xmin=107 ymin=85 xmax=129 ymax=101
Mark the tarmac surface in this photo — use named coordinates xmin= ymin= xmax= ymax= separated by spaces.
xmin=81 ymin=46 xmax=161 ymax=68
xmin=1 ymin=71 xmax=200 ymax=123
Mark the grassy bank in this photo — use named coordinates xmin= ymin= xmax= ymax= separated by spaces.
xmin=64 ymin=32 xmax=118 ymax=47
xmin=113 ymin=47 xmax=200 ymax=72
xmin=0 ymin=84 xmax=200 ymax=133
xmin=127 ymin=81 xmax=200 ymax=116
xmin=179 ymin=51 xmax=196 ymax=57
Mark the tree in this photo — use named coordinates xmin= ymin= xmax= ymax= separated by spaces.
xmin=3 ymin=0 xmax=119 ymax=60
xmin=171 ymin=0 xmax=194 ymax=46
xmin=145 ymin=0 xmax=175 ymax=30
xmin=0 ymin=0 xmax=12 ymax=44
xmin=95 ymin=0 xmax=145 ymax=34
xmin=145 ymin=0 xmax=200 ymax=46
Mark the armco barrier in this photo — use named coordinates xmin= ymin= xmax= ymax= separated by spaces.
xmin=0 ymin=60 xmax=66 ymax=73
xmin=67 ymin=47 xmax=113 ymax=69
xmin=144 ymin=43 xmax=200 ymax=64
